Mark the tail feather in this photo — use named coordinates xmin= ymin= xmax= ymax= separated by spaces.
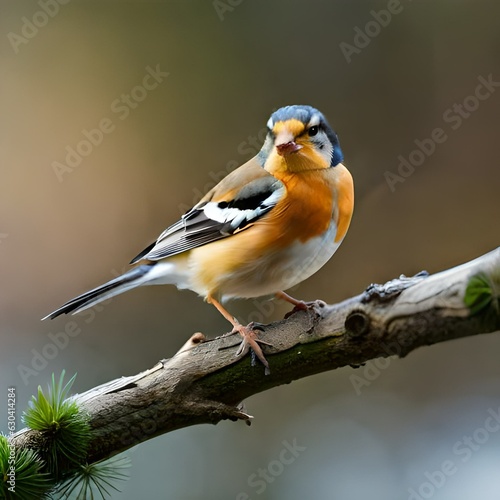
xmin=42 ymin=265 xmax=153 ymax=320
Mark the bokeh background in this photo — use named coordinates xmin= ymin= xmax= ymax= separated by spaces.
xmin=1 ymin=0 xmax=500 ymax=498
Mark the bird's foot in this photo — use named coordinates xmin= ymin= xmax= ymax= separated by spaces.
xmin=232 ymin=322 xmax=272 ymax=375
xmin=283 ymin=299 xmax=327 ymax=319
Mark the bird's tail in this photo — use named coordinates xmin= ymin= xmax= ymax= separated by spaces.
xmin=42 ymin=264 xmax=155 ymax=320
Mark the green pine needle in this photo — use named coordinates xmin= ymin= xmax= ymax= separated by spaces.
xmin=51 ymin=455 xmax=131 ymax=499
xmin=3 ymin=373 xmax=131 ymax=499
xmin=0 ymin=435 xmax=52 ymax=499
xmin=23 ymin=371 xmax=91 ymax=478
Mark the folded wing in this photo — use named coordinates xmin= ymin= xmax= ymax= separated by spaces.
xmin=131 ymin=159 xmax=285 ymax=263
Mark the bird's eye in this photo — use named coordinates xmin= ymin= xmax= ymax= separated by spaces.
xmin=308 ymin=126 xmax=319 ymax=137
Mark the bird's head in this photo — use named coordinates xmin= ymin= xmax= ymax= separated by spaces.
xmin=258 ymin=105 xmax=344 ymax=174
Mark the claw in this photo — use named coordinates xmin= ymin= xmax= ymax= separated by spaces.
xmin=233 ymin=324 xmax=271 ymax=375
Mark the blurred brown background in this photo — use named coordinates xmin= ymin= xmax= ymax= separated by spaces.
xmin=1 ymin=0 xmax=499 ymax=498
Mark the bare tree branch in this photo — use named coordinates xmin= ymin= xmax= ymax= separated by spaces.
xmin=11 ymin=248 xmax=500 ymax=467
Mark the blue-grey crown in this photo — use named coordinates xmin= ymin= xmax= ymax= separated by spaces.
xmin=268 ymin=105 xmax=321 ymax=128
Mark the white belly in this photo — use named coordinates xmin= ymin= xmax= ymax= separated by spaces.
xmin=219 ymin=222 xmax=341 ymax=300
xmin=146 ymin=222 xmax=341 ymax=300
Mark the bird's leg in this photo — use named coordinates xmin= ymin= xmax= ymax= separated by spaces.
xmin=275 ymin=291 xmax=326 ymax=319
xmin=207 ymin=295 xmax=271 ymax=374
xmin=275 ymin=290 xmax=309 ymax=310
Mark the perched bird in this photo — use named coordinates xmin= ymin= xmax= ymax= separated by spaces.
xmin=43 ymin=105 xmax=354 ymax=373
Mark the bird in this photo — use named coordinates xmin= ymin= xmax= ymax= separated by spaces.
xmin=43 ymin=104 xmax=354 ymax=374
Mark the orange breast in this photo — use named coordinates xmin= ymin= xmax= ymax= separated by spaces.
xmin=189 ymin=164 xmax=354 ymax=297
xmin=269 ymin=170 xmax=336 ymax=246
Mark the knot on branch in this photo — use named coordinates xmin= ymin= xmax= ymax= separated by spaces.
xmin=362 ymin=270 xmax=429 ymax=304
xmin=345 ymin=310 xmax=371 ymax=337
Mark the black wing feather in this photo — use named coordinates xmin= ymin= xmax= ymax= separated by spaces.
xmin=131 ymin=176 xmax=284 ymax=263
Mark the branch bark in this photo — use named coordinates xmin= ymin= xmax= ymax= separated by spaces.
xmin=11 ymin=248 xmax=500 ymax=466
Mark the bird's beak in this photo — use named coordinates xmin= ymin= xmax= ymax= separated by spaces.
xmin=276 ymin=141 xmax=302 ymax=156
